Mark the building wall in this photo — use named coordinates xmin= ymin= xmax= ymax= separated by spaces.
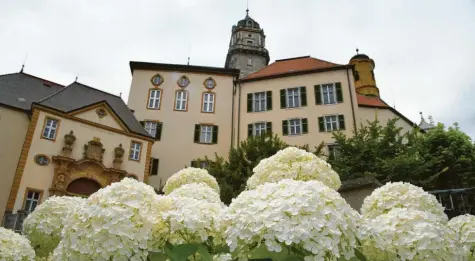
xmin=358 ymin=107 xmax=415 ymax=134
xmin=73 ymin=107 xmax=124 ymax=131
xmin=237 ymin=69 xmax=359 ymax=148
xmin=127 ymin=70 xmax=235 ymax=188
xmin=339 ymin=186 xmax=377 ymax=212
xmin=0 ymin=107 xmax=29 ymax=222
xmin=229 ymin=53 xmax=268 ymax=79
xmin=11 ymin=109 xmax=150 ymax=212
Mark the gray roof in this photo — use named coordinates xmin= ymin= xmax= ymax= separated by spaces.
xmin=38 ymin=82 xmax=151 ymax=137
xmin=419 ymin=118 xmax=435 ymax=131
xmin=0 ymin=72 xmax=63 ymax=110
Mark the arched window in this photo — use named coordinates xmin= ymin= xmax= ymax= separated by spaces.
xmin=67 ymin=178 xmax=101 ymax=196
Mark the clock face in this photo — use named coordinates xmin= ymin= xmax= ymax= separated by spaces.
xmin=204 ymin=78 xmax=216 ymax=89
xmin=178 ymin=76 xmax=190 ymax=87
xmin=151 ymin=75 xmax=163 ymax=86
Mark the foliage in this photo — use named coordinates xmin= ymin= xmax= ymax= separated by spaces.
xmin=194 ymin=134 xmax=325 ymax=204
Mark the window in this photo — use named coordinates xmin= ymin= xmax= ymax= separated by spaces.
xmin=190 ymin=160 xmax=210 ymax=169
xmin=177 ymin=75 xmax=190 ymax=88
xmin=34 ymin=155 xmax=50 ymax=166
xmin=199 ymin=161 xmax=209 ymax=169
xmin=129 ymin=141 xmax=142 ymax=161
xmin=315 ymin=83 xmax=343 ymax=105
xmin=23 ymin=189 xmax=41 ymax=213
xmin=148 ymin=89 xmax=161 ymax=109
xmin=247 ymin=91 xmax=272 ymax=112
xmin=328 ymin=145 xmax=339 ymax=160
xmin=202 ymin=93 xmax=215 ymax=113
xmin=248 ymin=122 xmax=272 ymax=137
xmin=150 ymin=158 xmax=159 ymax=176
xmin=200 ymin=125 xmax=213 ymax=144
xmin=150 ymin=74 xmax=164 ymax=86
xmin=318 ymin=115 xmax=346 ymax=132
xmin=42 ymin=117 xmax=59 ymax=140
xmin=282 ymin=118 xmax=308 ymax=136
xmin=175 ymin=91 xmax=188 ymax=111
xmin=247 ymin=58 xmax=253 ymax=67
xmin=144 ymin=121 xmax=157 ymax=137
xmin=194 ymin=124 xmax=218 ymax=144
xmin=280 ymin=87 xmax=307 ymax=108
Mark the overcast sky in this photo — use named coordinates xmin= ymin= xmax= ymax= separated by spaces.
xmin=1 ymin=0 xmax=475 ymax=136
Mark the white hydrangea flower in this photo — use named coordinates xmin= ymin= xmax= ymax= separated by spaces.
xmin=52 ymin=178 xmax=165 ymax=261
xmin=224 ymin=179 xmax=360 ymax=260
xmin=22 ymin=196 xmax=85 ymax=258
xmin=168 ymin=183 xmax=223 ymax=204
xmin=448 ymin=214 xmax=475 ymax=260
xmin=361 ymin=181 xmax=448 ymax=222
xmin=158 ymin=195 xmax=226 ymax=246
xmin=0 ymin=227 xmax=35 ymax=261
xmin=213 ymin=253 xmax=232 ymax=261
xmin=163 ymin=167 xmax=220 ymax=195
xmin=360 ymin=208 xmax=463 ymax=261
xmin=247 ymin=147 xmax=341 ymax=190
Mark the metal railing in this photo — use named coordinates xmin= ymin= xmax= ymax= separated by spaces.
xmin=428 ymin=188 xmax=475 ymax=218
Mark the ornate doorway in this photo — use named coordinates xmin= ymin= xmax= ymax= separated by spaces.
xmin=66 ymin=178 xmax=102 ymax=196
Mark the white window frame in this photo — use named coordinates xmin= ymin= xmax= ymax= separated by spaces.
xmin=144 ymin=121 xmax=157 ymax=137
xmin=286 ymin=88 xmax=301 ymax=108
xmin=175 ymin=91 xmax=188 ymax=111
xmin=328 ymin=144 xmax=339 ymax=159
xmin=321 ymin=84 xmax=337 ymax=105
xmin=148 ymin=89 xmax=161 ymax=109
xmin=129 ymin=142 xmax=141 ymax=161
xmin=24 ymin=190 xmax=41 ymax=213
xmin=252 ymin=92 xmax=267 ymax=112
xmin=253 ymin=122 xmax=267 ymax=136
xmin=199 ymin=161 xmax=209 ymax=169
xmin=202 ymin=93 xmax=215 ymax=113
xmin=200 ymin=125 xmax=213 ymax=144
xmin=42 ymin=118 xmax=58 ymax=140
xmin=324 ymin=115 xmax=339 ymax=131
xmin=288 ymin=118 xmax=302 ymax=135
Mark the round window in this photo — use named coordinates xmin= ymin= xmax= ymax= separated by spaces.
xmin=204 ymin=78 xmax=216 ymax=89
xmin=151 ymin=74 xmax=163 ymax=86
xmin=35 ymin=155 xmax=50 ymax=166
xmin=177 ymin=76 xmax=190 ymax=88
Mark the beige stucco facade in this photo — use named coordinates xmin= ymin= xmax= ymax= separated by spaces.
xmin=358 ymin=107 xmax=415 ymax=134
xmin=237 ymin=69 xmax=359 ymax=149
xmin=8 ymin=106 xmax=152 ymax=213
xmin=127 ymin=69 xmax=236 ymax=187
xmin=0 ymin=107 xmax=29 ymax=222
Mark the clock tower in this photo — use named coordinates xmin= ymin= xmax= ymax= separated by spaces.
xmin=225 ymin=9 xmax=270 ymax=78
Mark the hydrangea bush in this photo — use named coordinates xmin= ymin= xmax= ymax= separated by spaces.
xmin=22 ymin=196 xmax=85 ymax=258
xmin=163 ymin=167 xmax=220 ymax=195
xmin=448 ymin=214 xmax=475 ymax=260
xmin=360 ymin=208 xmax=463 ymax=261
xmin=361 ymin=181 xmax=448 ymax=222
xmin=224 ymin=179 xmax=360 ymax=261
xmin=247 ymin=147 xmax=341 ymax=190
xmin=168 ymin=183 xmax=223 ymax=204
xmin=0 ymin=227 xmax=35 ymax=261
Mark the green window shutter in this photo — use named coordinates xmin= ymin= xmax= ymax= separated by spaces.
xmin=266 ymin=122 xmax=272 ymax=133
xmin=212 ymin=125 xmax=219 ymax=144
xmin=156 ymin=122 xmax=163 ymax=140
xmin=247 ymin=93 xmax=253 ymax=112
xmin=150 ymin=158 xmax=159 ymax=176
xmin=282 ymin=120 xmax=289 ymax=136
xmin=318 ymin=117 xmax=325 ymax=132
xmin=280 ymin=89 xmax=286 ymax=108
xmin=266 ymin=91 xmax=272 ymax=110
xmin=194 ymin=124 xmax=200 ymax=143
xmin=190 ymin=161 xmax=198 ymax=167
xmin=335 ymin=82 xmax=343 ymax=103
xmin=314 ymin=85 xmax=322 ymax=105
xmin=300 ymin=86 xmax=307 ymax=106
xmin=139 ymin=121 xmax=145 ymax=126
xmin=302 ymin=118 xmax=308 ymax=134
xmin=338 ymin=115 xmax=346 ymax=130
xmin=248 ymin=124 xmax=253 ymax=137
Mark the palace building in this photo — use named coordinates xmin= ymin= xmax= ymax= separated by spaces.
xmin=1 ymin=10 xmax=421 ymax=225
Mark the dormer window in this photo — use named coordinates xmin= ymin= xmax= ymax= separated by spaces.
xmin=247 ymin=21 xmax=252 ymax=26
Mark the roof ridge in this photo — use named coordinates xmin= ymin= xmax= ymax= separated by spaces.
xmin=0 ymin=72 xmax=21 ymax=78
xmin=309 ymin=57 xmax=342 ymax=66
xmin=37 ymin=83 xmax=72 ymax=104
xmin=275 ymin=55 xmax=311 ymax=62
xmin=20 ymin=72 xmax=64 ymax=87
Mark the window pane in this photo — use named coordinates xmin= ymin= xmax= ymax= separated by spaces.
xmin=24 ymin=200 xmax=32 ymax=212
xmin=33 ymin=192 xmax=40 ymax=200
xmin=30 ymin=201 xmax=38 ymax=212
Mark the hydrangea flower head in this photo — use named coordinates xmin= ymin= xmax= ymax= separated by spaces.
xmin=23 ymin=196 xmax=85 ymax=258
xmin=0 ymin=227 xmax=35 ymax=261
xmin=247 ymin=147 xmax=341 ymax=190
xmin=361 ymin=181 xmax=448 ymax=222
xmin=52 ymin=178 xmax=164 ymax=261
xmin=224 ymin=179 xmax=359 ymax=260
xmin=168 ymin=183 xmax=223 ymax=204
xmin=163 ymin=167 xmax=219 ymax=195
xmin=360 ymin=208 xmax=463 ymax=261
xmin=448 ymin=214 xmax=475 ymax=260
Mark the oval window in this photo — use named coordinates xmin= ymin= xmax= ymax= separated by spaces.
xmin=35 ymin=155 xmax=50 ymax=166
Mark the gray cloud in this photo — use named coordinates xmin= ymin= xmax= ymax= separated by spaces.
xmin=1 ymin=0 xmax=474 ymax=136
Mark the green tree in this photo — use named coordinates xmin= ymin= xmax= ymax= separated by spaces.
xmin=194 ymin=134 xmax=324 ymax=204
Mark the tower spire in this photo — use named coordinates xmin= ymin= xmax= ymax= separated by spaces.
xmin=246 ymin=0 xmax=249 ymax=16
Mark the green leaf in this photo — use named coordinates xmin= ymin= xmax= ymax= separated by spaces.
xmin=197 ymin=245 xmax=213 ymax=261
xmin=165 ymin=243 xmax=200 ymax=261
xmin=148 ymin=252 xmax=169 ymax=261
xmin=214 ymin=244 xmax=230 ymax=254
xmin=248 ymin=244 xmax=304 ymax=261
xmin=354 ymin=249 xmax=368 ymax=261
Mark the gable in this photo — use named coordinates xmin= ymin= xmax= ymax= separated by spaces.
xmin=69 ymin=102 xmax=128 ymax=132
